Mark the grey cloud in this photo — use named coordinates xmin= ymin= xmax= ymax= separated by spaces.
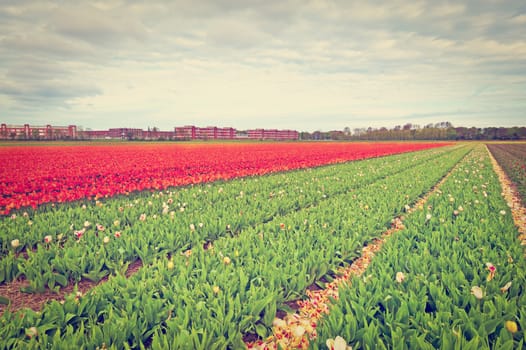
xmin=5 ymin=59 xmax=71 ymax=81
xmin=48 ymin=4 xmax=150 ymax=47
xmin=0 ymin=80 xmax=101 ymax=101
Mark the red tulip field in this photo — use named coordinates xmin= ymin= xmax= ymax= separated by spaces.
xmin=0 ymin=142 xmax=443 ymax=215
xmin=0 ymin=142 xmax=524 ymax=349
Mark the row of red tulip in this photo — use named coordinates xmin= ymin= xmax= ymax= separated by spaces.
xmin=0 ymin=142 xmax=448 ymax=215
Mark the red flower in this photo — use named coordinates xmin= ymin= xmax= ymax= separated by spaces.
xmin=0 ymin=143 xmax=448 ymax=214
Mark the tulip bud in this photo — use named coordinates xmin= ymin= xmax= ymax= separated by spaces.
xmin=505 ymin=320 xmax=518 ymax=333
xmin=26 ymin=327 xmax=38 ymax=339
xmin=396 ymin=272 xmax=405 ymax=283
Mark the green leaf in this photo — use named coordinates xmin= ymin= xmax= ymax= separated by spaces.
xmin=0 ymin=267 xmax=5 ymax=283
xmin=54 ymin=273 xmax=68 ymax=287
xmin=255 ymin=324 xmax=268 ymax=338
xmin=483 ymin=318 xmax=501 ymax=335
xmin=238 ymin=315 xmax=254 ymax=331
xmin=263 ymin=302 xmax=277 ymax=327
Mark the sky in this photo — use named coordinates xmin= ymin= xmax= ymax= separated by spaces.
xmin=0 ymin=0 xmax=525 ymax=132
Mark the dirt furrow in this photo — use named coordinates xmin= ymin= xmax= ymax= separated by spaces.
xmin=486 ymin=145 xmax=526 ymax=250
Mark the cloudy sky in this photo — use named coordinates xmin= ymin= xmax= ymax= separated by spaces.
xmin=1 ymin=0 xmax=525 ymax=132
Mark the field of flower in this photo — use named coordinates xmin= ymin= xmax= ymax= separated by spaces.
xmin=0 ymin=142 xmax=524 ymax=349
xmin=0 ymin=142 xmax=442 ymax=215
xmin=487 ymin=143 xmax=526 ymax=204
xmin=312 ymin=144 xmax=525 ymax=349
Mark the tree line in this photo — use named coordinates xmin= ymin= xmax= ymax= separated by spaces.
xmin=300 ymin=122 xmax=526 ymax=141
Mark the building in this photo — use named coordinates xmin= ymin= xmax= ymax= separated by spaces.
xmin=247 ymin=128 xmax=299 ymax=140
xmin=0 ymin=124 xmax=77 ymax=140
xmin=1 ymin=123 xmax=299 ymax=141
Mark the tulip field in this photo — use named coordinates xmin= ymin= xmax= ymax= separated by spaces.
xmin=0 ymin=142 xmax=441 ymax=216
xmin=0 ymin=142 xmax=524 ymax=349
xmin=311 ymin=144 xmax=526 ymax=349
xmin=487 ymin=143 xmax=526 ymax=204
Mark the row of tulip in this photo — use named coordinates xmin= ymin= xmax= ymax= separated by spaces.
xmin=0 ymin=145 xmax=470 ymax=348
xmin=1 ymin=142 xmax=446 ymax=215
xmin=487 ymin=143 xmax=526 ymax=203
xmin=0 ymin=146 xmax=454 ymax=291
xmin=312 ymin=144 xmax=525 ymax=349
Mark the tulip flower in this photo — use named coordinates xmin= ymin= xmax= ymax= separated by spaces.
xmin=396 ymin=272 xmax=405 ymax=283
xmin=26 ymin=327 xmax=38 ymax=339
xmin=291 ymin=325 xmax=306 ymax=338
xmin=505 ymin=320 xmax=518 ymax=333
xmin=500 ymin=282 xmax=512 ymax=293
xmin=273 ymin=318 xmax=287 ymax=328
xmin=471 ymin=286 xmax=484 ymax=299
xmin=44 ymin=235 xmax=53 ymax=244
xmin=103 ymin=236 xmax=110 ymax=244
xmin=326 ymin=336 xmax=352 ymax=350
xmin=11 ymin=239 xmax=20 ymax=249
xmin=74 ymin=229 xmax=85 ymax=239
xmin=486 ymin=262 xmax=496 ymax=281
xmin=114 ymin=231 xmax=121 ymax=238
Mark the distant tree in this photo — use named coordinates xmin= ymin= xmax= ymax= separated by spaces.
xmin=299 ymin=131 xmax=312 ymax=140
xmin=496 ymin=127 xmax=509 ymax=140
xmin=320 ymin=121 xmax=525 ymax=141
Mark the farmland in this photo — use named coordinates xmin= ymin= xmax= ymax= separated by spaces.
xmin=487 ymin=143 xmax=526 ymax=205
xmin=0 ymin=142 xmax=524 ymax=349
xmin=311 ymin=144 xmax=525 ymax=349
xmin=0 ymin=142 xmax=442 ymax=215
